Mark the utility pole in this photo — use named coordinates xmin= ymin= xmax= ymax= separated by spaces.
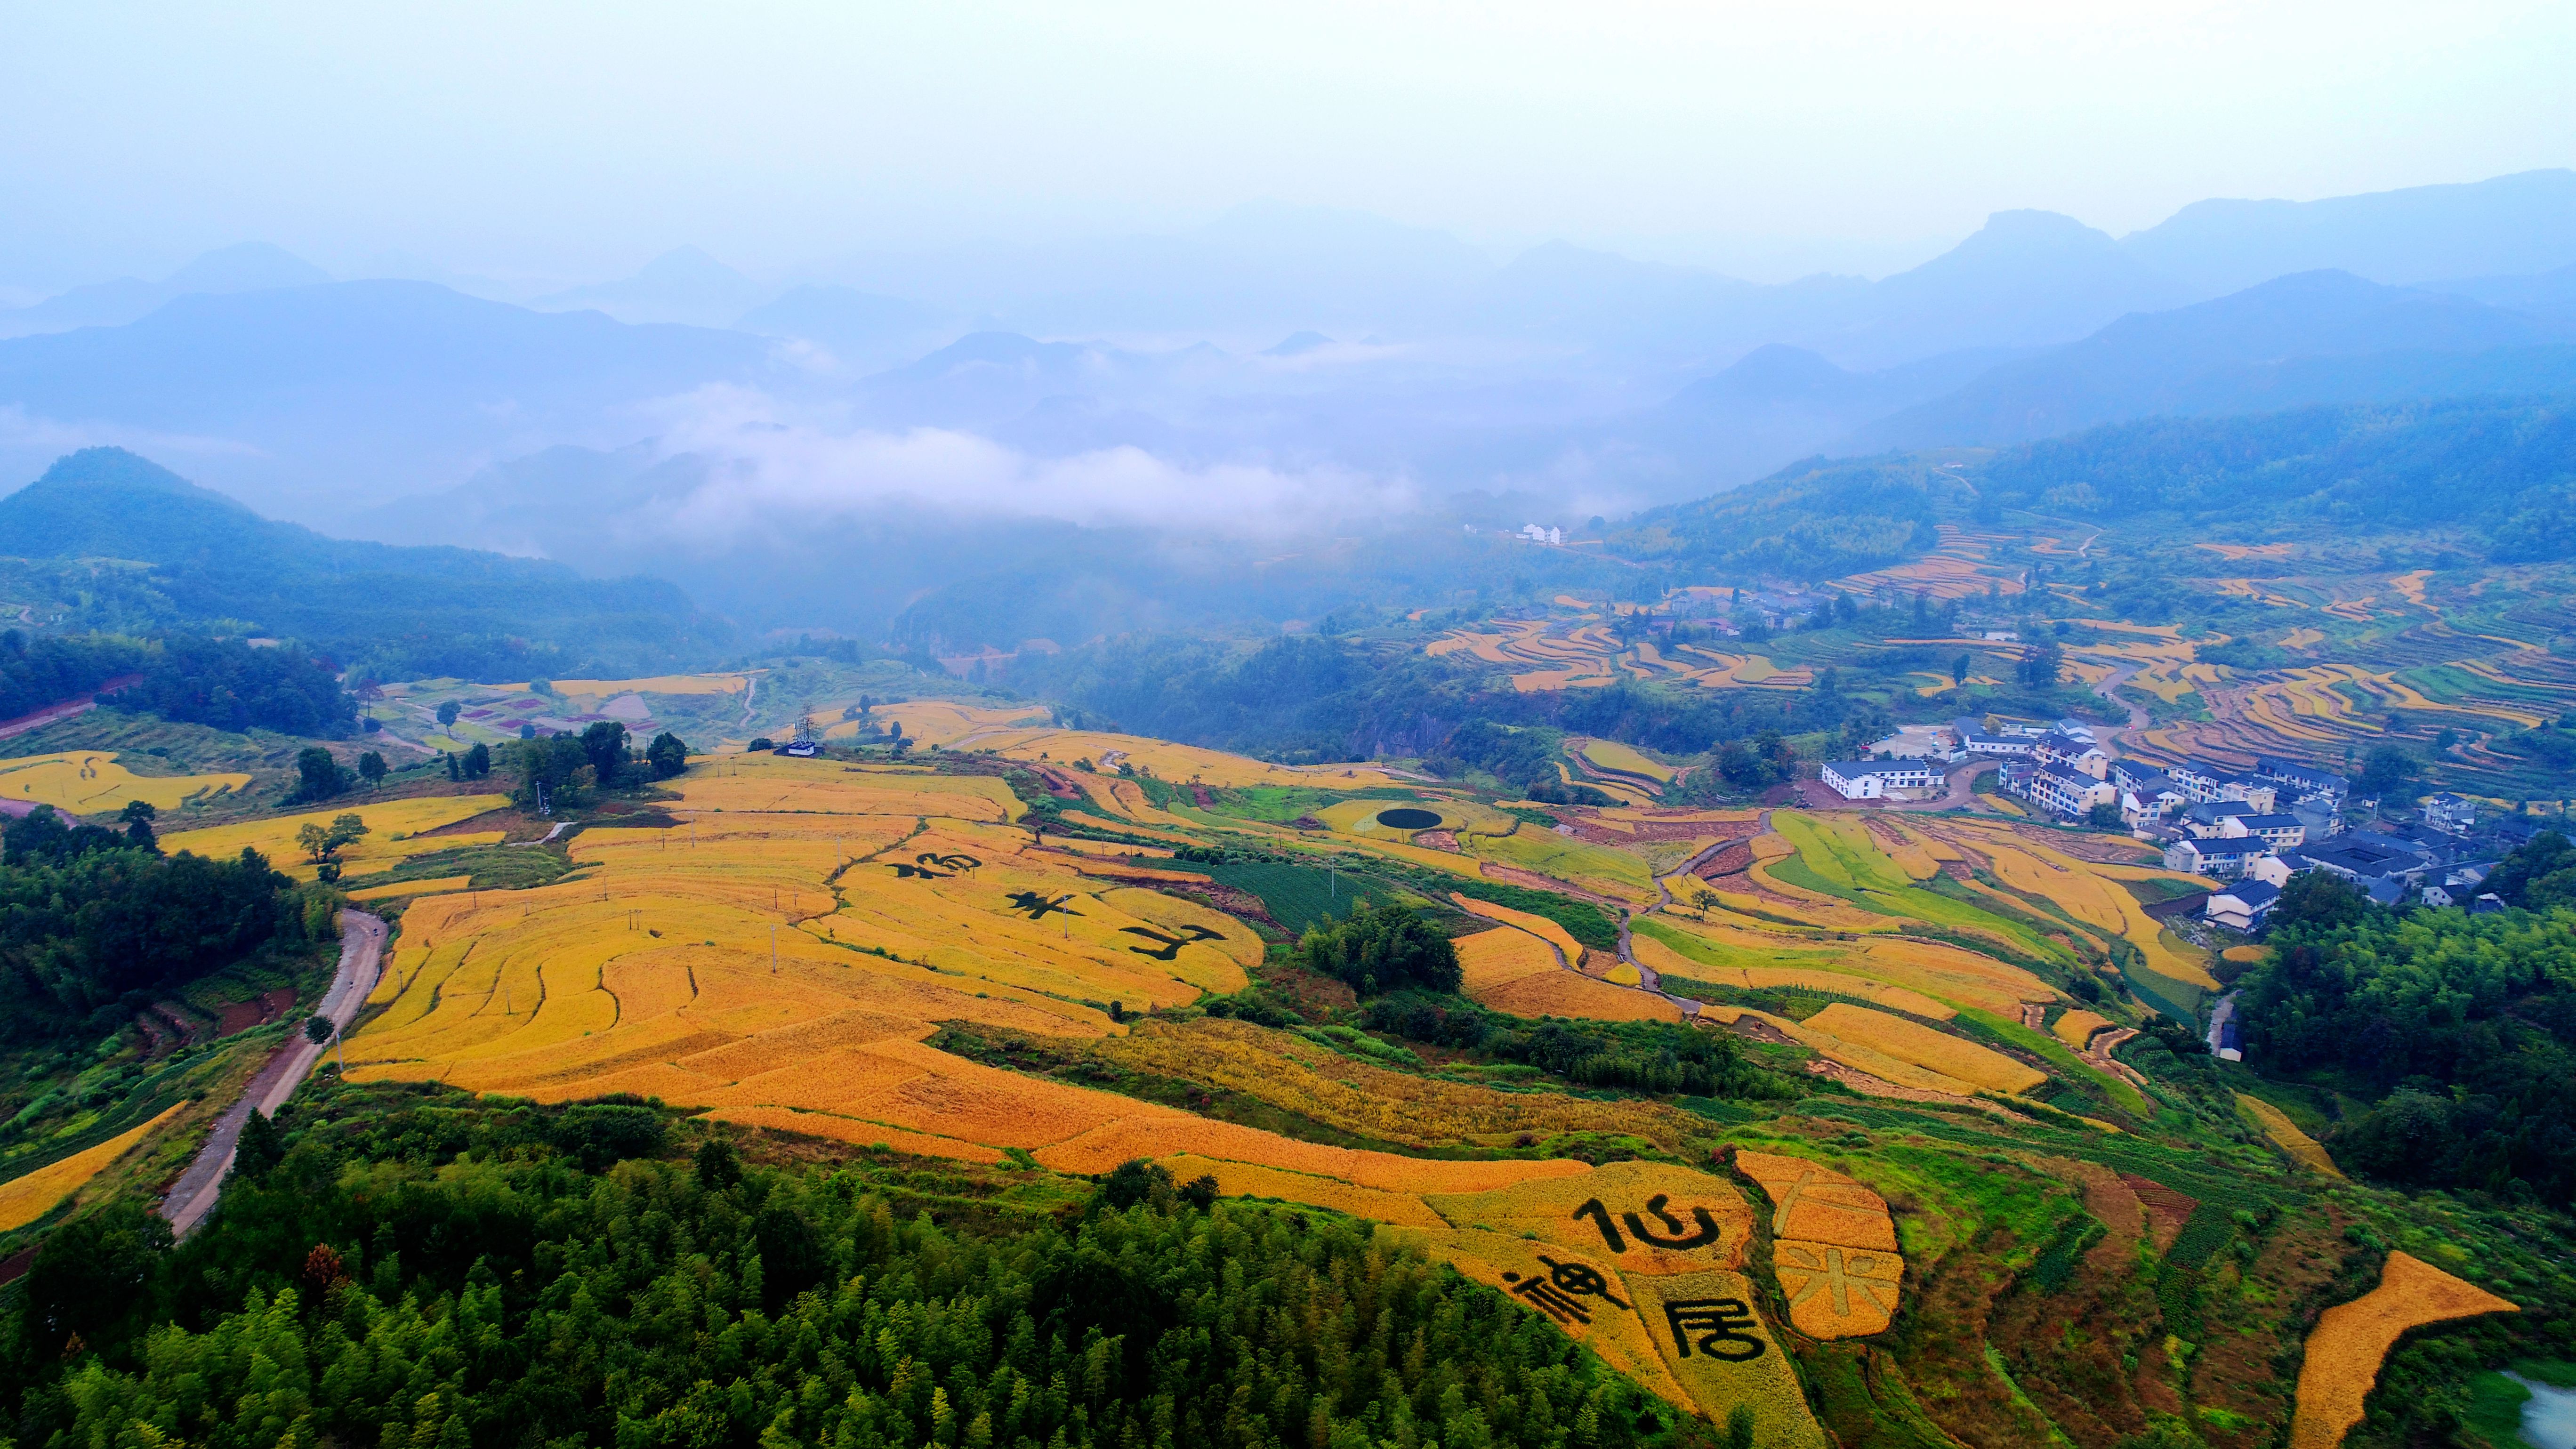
xmin=771 ymin=925 xmax=778 ymax=973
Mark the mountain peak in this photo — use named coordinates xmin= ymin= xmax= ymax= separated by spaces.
xmin=161 ymin=242 xmax=330 ymax=295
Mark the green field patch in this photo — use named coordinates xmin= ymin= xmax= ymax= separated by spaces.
xmin=1956 ymin=1007 xmax=2150 ymax=1116
xmin=1188 ymin=861 xmax=1414 ymax=934
xmin=1465 ymin=827 xmax=1655 ymax=896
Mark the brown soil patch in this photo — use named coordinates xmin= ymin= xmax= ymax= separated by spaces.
xmin=1695 ymin=842 xmax=1753 ymax=879
xmin=417 ymin=804 xmax=539 ymax=840
xmin=1253 ymin=962 xmax=1357 ymax=1015
xmin=1414 ymin=829 xmax=1458 ymax=851
xmin=2120 ymin=1172 xmax=2198 ymax=1254
xmin=215 ymin=986 xmax=299 ymax=1037
xmin=1189 ymin=783 xmax=1214 ymax=807
xmin=2192 ymin=1205 xmax=2357 ymax=1449
xmin=1578 ymin=949 xmax=1620 ymax=977
xmin=2041 ymin=1157 xmax=2149 ymax=1273
xmin=1900 ymin=1231 xmax=2068 ymax=1447
xmin=1723 ymin=1015 xmax=1798 ymax=1046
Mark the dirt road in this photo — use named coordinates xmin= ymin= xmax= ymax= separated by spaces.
xmin=157 ymin=910 xmax=387 ymax=1237
xmin=0 ymin=674 xmax=145 ymax=742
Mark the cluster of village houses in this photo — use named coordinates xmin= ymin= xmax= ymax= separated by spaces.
xmin=1819 ymin=719 xmax=2553 ymax=936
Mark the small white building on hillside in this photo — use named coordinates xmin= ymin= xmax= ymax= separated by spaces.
xmin=1821 ymin=759 xmax=1943 ymax=800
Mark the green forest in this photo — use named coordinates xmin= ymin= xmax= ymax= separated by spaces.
xmin=2 ymin=1087 xmax=1692 ymax=1449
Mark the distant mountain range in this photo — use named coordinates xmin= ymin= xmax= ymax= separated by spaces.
xmin=3 ymin=169 xmax=2576 ymax=564
xmin=0 ymin=242 xmax=328 ymax=338
xmin=0 ymin=447 xmax=723 ymax=673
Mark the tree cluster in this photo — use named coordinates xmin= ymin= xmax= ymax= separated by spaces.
xmin=0 ymin=1090 xmax=1683 ymax=1449
xmin=1357 ymin=992 xmax=1789 ymax=1099
xmin=1292 ymin=903 xmax=1463 ymax=996
xmin=0 ymin=814 xmax=315 ymax=1038
xmin=114 ymin=635 xmax=356 ymax=737
xmin=2238 ymin=894 xmax=2576 ymax=1202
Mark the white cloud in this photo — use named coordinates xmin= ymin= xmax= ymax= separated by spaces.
xmin=636 ymin=385 xmax=1417 ymax=539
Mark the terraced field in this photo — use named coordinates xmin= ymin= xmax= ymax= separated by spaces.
xmin=305 ymin=724 xmax=2543 ymax=1449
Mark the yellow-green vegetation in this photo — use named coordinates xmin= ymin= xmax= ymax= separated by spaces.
xmin=163 ymin=794 xmax=509 ymax=881
xmin=0 ymin=750 xmax=250 ymax=815
xmin=2238 ymin=1093 xmax=2343 ymax=1177
xmin=0 ymin=1103 xmax=187 ymax=1231
xmin=1579 ymin=738 xmax=1674 ymax=783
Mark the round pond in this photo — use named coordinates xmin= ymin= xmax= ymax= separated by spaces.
xmin=1375 ymin=807 xmax=1445 ymax=830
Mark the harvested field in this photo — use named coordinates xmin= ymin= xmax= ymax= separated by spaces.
xmin=0 ymin=1103 xmax=188 ymax=1232
xmin=2291 ymin=1253 xmax=2516 ymax=1449
xmin=2237 ymin=1094 xmax=2343 ymax=1177
xmin=1796 ymin=1002 xmax=2046 ymax=1095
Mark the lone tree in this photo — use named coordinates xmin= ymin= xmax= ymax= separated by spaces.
xmin=292 ymin=746 xmax=350 ymax=803
xmin=118 ymin=800 xmax=157 ymax=851
xmin=357 ymin=751 xmax=387 ymax=790
xmin=647 ymin=732 xmax=689 ymax=779
xmin=296 ymin=812 xmax=369 ymax=882
xmin=435 ymin=700 xmax=461 ymax=728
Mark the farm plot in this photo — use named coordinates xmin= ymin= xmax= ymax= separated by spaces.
xmin=163 ymin=794 xmax=511 ymax=882
xmin=1733 ymin=1151 xmax=1905 ymax=1339
xmin=0 ymin=750 xmax=250 ymax=815
xmin=2291 ymin=1253 xmax=2516 ymax=1449
xmin=0 ymin=1103 xmax=188 ymax=1232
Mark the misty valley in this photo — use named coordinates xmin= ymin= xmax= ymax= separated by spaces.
xmin=0 ymin=34 xmax=2574 ymax=1449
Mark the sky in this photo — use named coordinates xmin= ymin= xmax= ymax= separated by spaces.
xmin=4 ymin=0 xmax=2571 ymax=290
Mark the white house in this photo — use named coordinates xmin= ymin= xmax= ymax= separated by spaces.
xmin=2035 ymin=732 xmax=2109 ymax=778
xmin=1821 ymin=759 xmax=1943 ymax=800
xmin=2027 ymin=764 xmax=2117 ymax=819
xmin=2165 ymin=835 xmax=2271 ymax=880
xmin=2205 ymin=878 xmax=2282 ymax=931
xmin=2423 ymin=793 xmax=2479 ymax=834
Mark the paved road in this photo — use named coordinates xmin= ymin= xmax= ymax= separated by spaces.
xmin=157 ymin=910 xmax=386 ymax=1237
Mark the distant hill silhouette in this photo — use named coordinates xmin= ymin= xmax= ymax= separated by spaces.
xmin=0 ymin=242 xmax=330 ymax=338
xmin=1860 ymin=270 xmax=2576 ymax=449
xmin=0 ymin=448 xmax=720 ymax=670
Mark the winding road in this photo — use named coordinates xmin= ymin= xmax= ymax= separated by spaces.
xmin=157 ymin=910 xmax=387 ymax=1237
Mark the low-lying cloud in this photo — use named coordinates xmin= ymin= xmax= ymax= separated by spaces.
xmin=639 ymin=385 xmax=1416 ymax=540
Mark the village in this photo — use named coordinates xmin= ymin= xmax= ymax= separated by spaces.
xmin=1820 ymin=716 xmax=2549 ymax=936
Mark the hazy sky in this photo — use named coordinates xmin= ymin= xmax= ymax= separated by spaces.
xmin=6 ymin=0 xmax=2571 ymax=288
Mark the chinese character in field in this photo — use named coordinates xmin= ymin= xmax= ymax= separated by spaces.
xmin=1503 ymin=1255 xmax=1630 ymax=1325
xmin=1663 ymin=1298 xmax=1767 ymax=1360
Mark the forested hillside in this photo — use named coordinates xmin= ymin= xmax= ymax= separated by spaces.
xmin=0 ymin=449 xmax=730 ymax=680
xmin=1614 ymin=394 xmax=2576 ymax=580
xmin=2 ymin=1086 xmax=1682 ymax=1449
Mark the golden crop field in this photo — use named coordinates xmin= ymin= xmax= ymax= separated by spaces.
xmin=845 ymin=699 xmax=1049 ymax=746
xmin=1421 ymin=609 xmax=1820 ymax=695
xmin=1450 ymin=893 xmax=1582 ymax=961
xmin=0 ymin=1103 xmax=187 ymax=1232
xmin=2291 ymin=1253 xmax=2516 ymax=1449
xmin=163 ymin=794 xmax=510 ymax=882
xmin=547 ymin=675 xmax=747 ymax=698
xmin=2237 ymin=1094 xmax=2343 ymax=1177
xmin=2053 ymin=1010 xmax=2111 ymax=1048
xmin=0 ymin=750 xmax=250 ymax=815
xmin=1579 ymin=738 xmax=1674 ymax=783
xmin=969 ymin=727 xmax=1410 ymax=789
xmin=1734 ymin=1151 xmax=1906 ymax=1339
xmin=1797 ymin=1002 xmax=2045 ymax=1095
